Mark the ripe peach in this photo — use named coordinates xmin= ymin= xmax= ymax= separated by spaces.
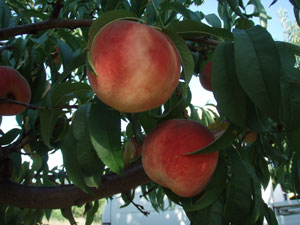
xmin=142 ymin=119 xmax=219 ymax=197
xmin=88 ymin=20 xmax=181 ymax=113
xmin=199 ymin=61 xmax=212 ymax=91
xmin=0 ymin=66 xmax=31 ymax=115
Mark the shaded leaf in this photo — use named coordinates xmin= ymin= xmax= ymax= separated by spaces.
xmin=0 ymin=128 xmax=21 ymax=145
xmin=167 ymin=20 xmax=233 ymax=41
xmin=224 ymin=148 xmax=252 ymax=225
xmin=186 ymin=123 xmax=241 ymax=155
xmin=61 ymin=129 xmax=91 ymax=194
xmin=87 ymin=98 xmax=123 ymax=174
xmin=212 ymin=42 xmax=247 ymax=127
xmin=162 ymin=28 xmax=194 ymax=85
xmin=72 ymin=103 xmax=104 ymax=187
xmin=234 ymin=26 xmax=281 ymax=122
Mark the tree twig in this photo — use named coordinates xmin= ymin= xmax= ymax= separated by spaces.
xmin=0 ymin=97 xmax=78 ymax=111
xmin=50 ymin=0 xmax=64 ymax=20
xmin=0 ymin=19 xmax=93 ymax=40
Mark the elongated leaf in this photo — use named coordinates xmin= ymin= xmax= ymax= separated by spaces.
xmin=72 ymin=103 xmax=104 ymax=187
xmin=87 ymin=98 xmax=123 ymax=174
xmin=39 ymin=82 xmax=92 ymax=147
xmin=186 ymin=123 xmax=242 ymax=155
xmin=287 ymin=128 xmax=300 ymax=154
xmin=226 ymin=0 xmax=246 ymax=18
xmin=0 ymin=128 xmax=21 ymax=145
xmin=162 ymin=28 xmax=194 ymax=85
xmin=233 ymin=26 xmax=281 ymax=122
xmin=205 ymin=13 xmax=222 ymax=28
xmin=224 ymin=149 xmax=252 ymax=225
xmin=0 ymin=2 xmax=11 ymax=28
xmin=85 ymin=201 xmax=99 ymax=225
xmin=212 ymin=42 xmax=247 ymax=127
xmin=243 ymin=162 xmax=264 ymax=225
xmin=185 ymin=153 xmax=227 ymax=211
xmin=276 ymin=42 xmax=300 ymax=131
xmin=185 ymin=197 xmax=225 ymax=225
xmin=246 ymin=99 xmax=271 ymax=132
xmin=292 ymin=153 xmax=300 ymax=194
xmin=263 ymin=203 xmax=278 ymax=225
xmin=57 ymin=40 xmax=73 ymax=74
xmin=161 ymin=2 xmax=201 ymax=21
xmin=39 ymin=110 xmax=61 ymax=147
xmin=61 ymin=129 xmax=91 ymax=194
xmin=167 ymin=20 xmax=233 ymax=40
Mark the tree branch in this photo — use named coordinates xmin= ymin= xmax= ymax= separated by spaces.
xmin=0 ymin=162 xmax=151 ymax=209
xmin=0 ymin=19 xmax=93 ymax=40
xmin=0 ymin=97 xmax=78 ymax=111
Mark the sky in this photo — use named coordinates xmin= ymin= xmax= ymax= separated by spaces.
xmin=0 ymin=0 xmax=296 ymax=169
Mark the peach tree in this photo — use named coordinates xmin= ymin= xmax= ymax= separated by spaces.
xmin=0 ymin=0 xmax=300 ymax=224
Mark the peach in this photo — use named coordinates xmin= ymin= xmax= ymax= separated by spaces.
xmin=199 ymin=61 xmax=212 ymax=91
xmin=88 ymin=20 xmax=181 ymax=113
xmin=142 ymin=119 xmax=219 ymax=197
xmin=0 ymin=66 xmax=31 ymax=115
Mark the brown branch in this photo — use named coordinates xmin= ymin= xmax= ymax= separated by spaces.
xmin=0 ymin=97 xmax=78 ymax=111
xmin=187 ymin=36 xmax=222 ymax=46
xmin=50 ymin=0 xmax=64 ymax=20
xmin=0 ymin=162 xmax=151 ymax=209
xmin=0 ymin=19 xmax=93 ymax=40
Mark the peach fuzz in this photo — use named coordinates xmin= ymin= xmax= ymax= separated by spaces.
xmin=142 ymin=119 xmax=219 ymax=197
xmin=88 ymin=20 xmax=181 ymax=113
xmin=0 ymin=66 xmax=31 ymax=115
xmin=199 ymin=61 xmax=212 ymax=91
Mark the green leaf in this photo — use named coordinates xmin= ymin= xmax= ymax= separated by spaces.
xmin=162 ymin=28 xmax=194 ymax=85
xmin=233 ymin=26 xmax=281 ymax=122
xmin=72 ymin=103 xmax=104 ymax=187
xmin=0 ymin=128 xmax=21 ymax=145
xmin=39 ymin=110 xmax=61 ymax=147
xmin=39 ymin=82 xmax=92 ymax=147
xmin=168 ymin=20 xmax=233 ymax=41
xmin=186 ymin=123 xmax=242 ymax=155
xmin=212 ymin=42 xmax=247 ymax=128
xmin=61 ymin=129 xmax=91 ymax=194
xmin=246 ymin=99 xmax=271 ymax=132
xmin=224 ymin=148 xmax=252 ymax=225
xmin=87 ymin=10 xmax=140 ymax=72
xmin=50 ymin=82 xmax=92 ymax=105
xmin=87 ymin=98 xmax=123 ymax=174
xmin=61 ymin=47 xmax=88 ymax=79
xmin=130 ymin=0 xmax=148 ymax=17
xmin=85 ymin=201 xmax=99 ymax=225
xmin=205 ymin=13 xmax=222 ymax=28
xmin=287 ymin=128 xmax=300 ymax=154
xmin=31 ymin=153 xmax=42 ymax=171
xmin=226 ymin=0 xmax=246 ymax=18
xmin=263 ymin=203 xmax=278 ymax=225
xmin=0 ymin=2 xmax=11 ymax=28
xmin=185 ymin=197 xmax=225 ymax=225
xmin=185 ymin=153 xmax=227 ymax=211
xmin=57 ymin=40 xmax=73 ymax=74
xmin=276 ymin=42 xmax=300 ymax=130
xmin=161 ymin=2 xmax=202 ymax=21
xmin=292 ymin=153 xmax=300 ymax=194
xmin=243 ymin=162 xmax=265 ymax=225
